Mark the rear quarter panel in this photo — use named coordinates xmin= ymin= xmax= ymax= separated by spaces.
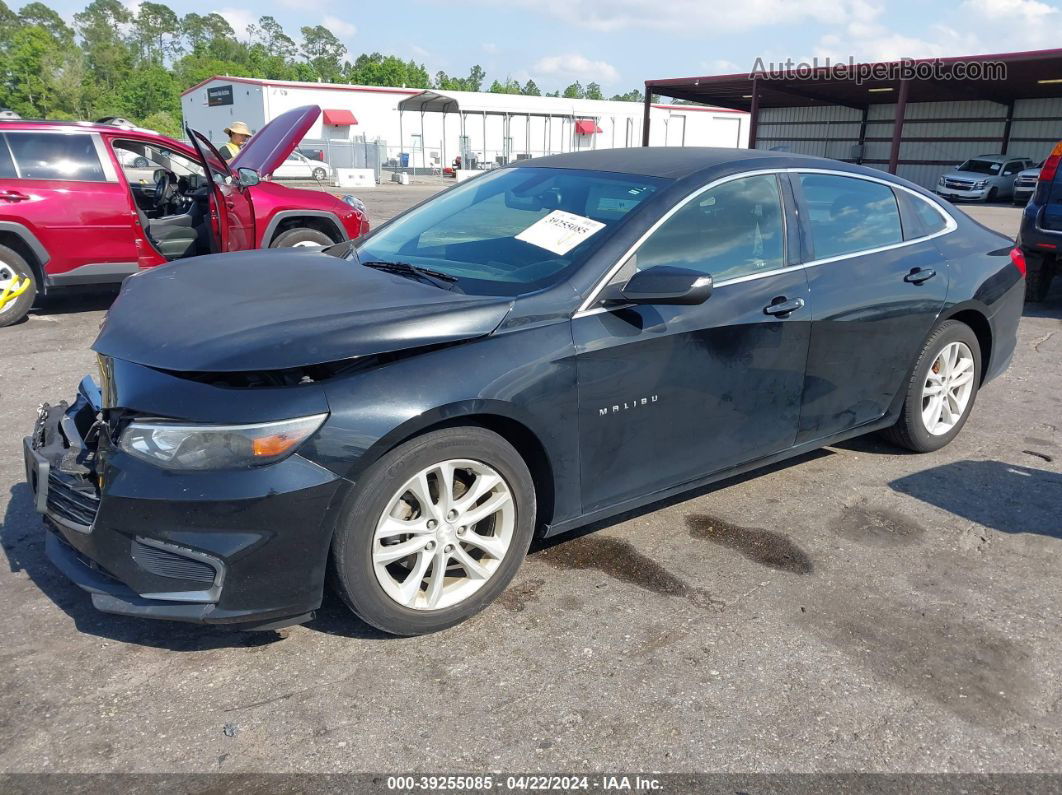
xmin=935 ymin=215 xmax=1023 ymax=383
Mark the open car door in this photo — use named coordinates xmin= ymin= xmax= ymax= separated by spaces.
xmin=186 ymin=127 xmax=255 ymax=252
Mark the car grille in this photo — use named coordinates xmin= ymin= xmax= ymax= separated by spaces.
xmin=46 ymin=471 xmax=100 ymax=529
xmin=131 ymin=540 xmax=217 ymax=584
xmin=944 ymin=178 xmax=975 ymax=190
xmin=1015 ymin=176 xmax=1038 ymax=188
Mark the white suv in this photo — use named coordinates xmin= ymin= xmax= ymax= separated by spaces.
xmin=936 ymin=155 xmax=1034 ymax=202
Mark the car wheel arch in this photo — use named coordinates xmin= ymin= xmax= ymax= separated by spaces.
xmin=352 ymin=403 xmax=557 ymax=535
xmin=262 ymin=210 xmax=345 ymax=248
xmin=939 ymin=306 xmax=992 ymax=384
xmin=0 ymin=223 xmax=48 ymax=293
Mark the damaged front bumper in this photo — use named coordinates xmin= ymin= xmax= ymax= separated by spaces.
xmin=24 ymin=375 xmax=346 ymax=630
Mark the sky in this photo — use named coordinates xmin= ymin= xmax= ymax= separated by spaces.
xmin=41 ymin=0 xmax=1062 ymax=94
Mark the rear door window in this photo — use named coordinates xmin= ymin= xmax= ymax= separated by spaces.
xmin=5 ymin=132 xmax=106 ymax=181
xmin=798 ymin=173 xmax=903 ymax=259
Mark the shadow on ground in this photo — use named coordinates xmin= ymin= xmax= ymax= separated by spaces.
xmin=890 ymin=460 xmax=1062 ymax=539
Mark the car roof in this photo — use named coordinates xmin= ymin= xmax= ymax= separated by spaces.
xmin=512 ymin=146 xmax=854 ymax=180
xmin=0 ymin=119 xmax=163 ymax=137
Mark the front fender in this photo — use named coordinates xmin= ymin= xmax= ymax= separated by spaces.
xmin=308 ymin=322 xmax=581 ymax=525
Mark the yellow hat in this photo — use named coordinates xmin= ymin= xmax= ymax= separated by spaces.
xmin=224 ymin=121 xmax=252 ymax=137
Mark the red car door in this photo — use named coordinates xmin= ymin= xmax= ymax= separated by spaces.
xmin=186 ymin=130 xmax=254 ymax=251
xmin=0 ymin=130 xmax=139 ymax=280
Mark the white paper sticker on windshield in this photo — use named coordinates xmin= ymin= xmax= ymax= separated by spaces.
xmin=516 ymin=210 xmax=606 ymax=256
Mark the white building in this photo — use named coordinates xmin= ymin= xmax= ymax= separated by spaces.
xmin=180 ymin=76 xmax=749 ymax=171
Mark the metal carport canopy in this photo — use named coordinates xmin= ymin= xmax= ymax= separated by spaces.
xmin=396 ymin=89 xmax=649 ymax=118
xmin=642 ymin=48 xmax=1062 ymax=173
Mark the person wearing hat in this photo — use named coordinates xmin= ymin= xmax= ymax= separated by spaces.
xmin=219 ymin=121 xmax=252 ymax=161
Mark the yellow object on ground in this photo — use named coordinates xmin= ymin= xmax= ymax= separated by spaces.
xmin=0 ymin=276 xmax=30 ymax=311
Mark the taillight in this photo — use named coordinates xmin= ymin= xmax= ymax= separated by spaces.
xmin=1040 ymin=141 xmax=1062 ymax=183
xmin=1010 ymin=247 xmax=1027 ymax=277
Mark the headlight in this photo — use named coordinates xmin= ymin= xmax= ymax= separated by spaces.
xmin=119 ymin=413 xmax=328 ymax=470
xmin=342 ymin=194 xmax=366 ymax=214
xmin=974 ymin=180 xmax=988 ymax=189
xmin=938 ymin=177 xmax=945 ymax=185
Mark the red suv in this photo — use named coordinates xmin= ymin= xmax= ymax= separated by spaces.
xmin=0 ymin=106 xmax=369 ymax=326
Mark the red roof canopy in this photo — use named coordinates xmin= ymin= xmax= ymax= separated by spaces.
xmin=322 ymin=109 xmax=358 ymax=125
xmin=574 ymin=119 xmax=602 ymax=134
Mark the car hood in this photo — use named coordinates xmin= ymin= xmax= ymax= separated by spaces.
xmin=230 ymin=105 xmax=321 ymax=177
xmin=1017 ymin=168 xmax=1042 ymax=179
xmin=93 ymin=250 xmax=514 ymax=373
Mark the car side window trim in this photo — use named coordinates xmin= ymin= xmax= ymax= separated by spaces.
xmin=575 ymin=167 xmax=958 ymax=317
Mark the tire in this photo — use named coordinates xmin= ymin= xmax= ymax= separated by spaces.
xmin=986 ymin=187 xmax=997 ymax=202
xmin=1024 ymin=252 xmax=1054 ymax=303
xmin=269 ymin=227 xmax=334 ymax=248
xmin=0 ymin=243 xmax=37 ymax=328
xmin=133 ymin=156 xmax=150 ymax=168
xmin=312 ymin=167 xmax=327 ymax=181
xmin=881 ymin=320 xmax=982 ymax=453
xmin=330 ymin=427 xmax=536 ymax=635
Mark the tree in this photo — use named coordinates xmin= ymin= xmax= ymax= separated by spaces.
xmin=299 ymin=25 xmax=345 ymax=82
xmin=119 ymin=63 xmax=180 ymax=120
xmin=584 ymin=82 xmax=603 ymax=100
xmin=74 ymin=0 xmax=134 ymax=96
xmin=521 ymin=79 xmax=540 ymax=96
xmin=488 ymin=78 xmax=520 ymax=94
xmin=248 ymin=15 xmax=295 ymax=59
xmin=610 ymin=89 xmax=644 ymax=102
xmin=141 ymin=110 xmax=182 ymax=138
xmin=18 ymin=2 xmax=73 ymax=43
xmin=182 ymin=12 xmax=235 ymax=52
xmin=1 ymin=25 xmax=59 ymax=116
xmin=135 ymin=2 xmax=181 ymax=63
xmin=466 ymin=64 xmax=485 ymax=92
xmin=562 ymin=81 xmax=584 ymax=99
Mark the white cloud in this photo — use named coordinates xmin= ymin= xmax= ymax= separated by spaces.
xmin=482 ymin=42 xmax=499 ymax=53
xmin=322 ymin=14 xmax=357 ymax=38
xmin=964 ymin=0 xmax=1057 ymax=21
xmin=512 ymin=0 xmax=845 ymax=33
xmin=533 ymin=53 xmax=619 ymax=83
xmin=218 ymin=7 xmax=256 ymax=39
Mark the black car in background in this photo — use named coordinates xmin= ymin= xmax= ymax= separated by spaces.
xmin=24 ymin=148 xmax=1025 ymax=636
xmin=1017 ymin=140 xmax=1062 ymax=301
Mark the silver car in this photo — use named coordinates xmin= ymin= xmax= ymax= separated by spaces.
xmin=1012 ymin=161 xmax=1044 ymax=205
xmin=936 ymin=155 xmax=1034 ymax=202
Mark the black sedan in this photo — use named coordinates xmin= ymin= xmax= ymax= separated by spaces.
xmin=24 ymin=148 xmax=1025 ymax=636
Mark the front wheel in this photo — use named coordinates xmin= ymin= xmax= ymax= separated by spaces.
xmin=881 ymin=320 xmax=981 ymax=452
xmin=312 ymin=167 xmax=328 ymax=181
xmin=330 ymin=427 xmax=536 ymax=635
xmin=270 ymin=227 xmax=334 ymax=248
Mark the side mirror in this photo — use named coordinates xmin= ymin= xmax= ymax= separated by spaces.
xmin=617 ymin=266 xmax=713 ymax=306
xmin=237 ymin=167 xmax=260 ymax=187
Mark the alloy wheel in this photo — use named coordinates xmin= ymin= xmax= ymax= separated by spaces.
xmin=921 ymin=341 xmax=975 ymax=436
xmin=372 ymin=459 xmax=515 ymax=611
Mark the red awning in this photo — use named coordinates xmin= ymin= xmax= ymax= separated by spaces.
xmin=574 ymin=119 xmax=602 ymax=134
xmin=322 ymin=109 xmax=358 ymax=125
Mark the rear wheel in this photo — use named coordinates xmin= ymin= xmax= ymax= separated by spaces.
xmin=312 ymin=167 xmax=327 ymax=181
xmin=1024 ymin=252 xmax=1055 ymax=302
xmin=0 ymin=244 xmax=37 ymax=327
xmin=270 ymin=227 xmax=334 ymax=248
xmin=330 ymin=427 xmax=536 ymax=635
xmin=881 ymin=320 xmax=981 ymax=452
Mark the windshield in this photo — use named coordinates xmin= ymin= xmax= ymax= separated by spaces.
xmin=957 ymin=159 xmax=1002 ymax=175
xmin=356 ymin=167 xmax=669 ymax=296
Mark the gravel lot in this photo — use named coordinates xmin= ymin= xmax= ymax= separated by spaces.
xmin=1 ymin=187 xmax=1060 ymax=774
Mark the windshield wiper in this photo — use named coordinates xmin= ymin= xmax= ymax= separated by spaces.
xmin=361 ymin=260 xmax=459 ymax=289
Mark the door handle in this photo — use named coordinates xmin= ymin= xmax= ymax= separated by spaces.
xmin=904 ymin=267 xmax=936 ymax=284
xmin=0 ymin=190 xmax=29 ymax=202
xmin=764 ymin=297 xmax=805 ymax=317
